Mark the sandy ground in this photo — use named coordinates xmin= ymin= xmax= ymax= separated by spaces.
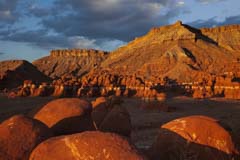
xmin=0 ymin=94 xmax=240 ymax=151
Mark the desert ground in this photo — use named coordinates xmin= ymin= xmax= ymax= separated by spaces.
xmin=0 ymin=94 xmax=239 ymax=152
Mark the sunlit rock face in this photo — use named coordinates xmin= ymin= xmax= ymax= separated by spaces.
xmin=0 ymin=115 xmax=52 ymax=160
xmin=147 ymin=115 xmax=239 ymax=160
xmin=33 ymin=49 xmax=109 ymax=79
xmin=4 ymin=22 xmax=240 ymax=99
xmin=31 ymin=22 xmax=240 ymax=84
xmin=33 ymin=98 xmax=95 ymax=136
xmin=99 ymin=21 xmax=240 ymax=83
xmin=201 ymin=24 xmax=240 ymax=51
xmin=29 ymin=131 xmax=146 ymax=160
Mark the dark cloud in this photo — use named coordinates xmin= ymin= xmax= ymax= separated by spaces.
xmin=0 ymin=52 xmax=5 ymax=55
xmin=189 ymin=15 xmax=240 ymax=28
xmin=195 ymin=0 xmax=225 ymax=4
xmin=39 ymin=0 xmax=182 ymax=41
xmin=0 ymin=0 xmax=185 ymax=51
xmin=0 ymin=28 xmax=125 ymax=51
xmin=0 ymin=0 xmax=19 ymax=24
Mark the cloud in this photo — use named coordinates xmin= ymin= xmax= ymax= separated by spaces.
xmin=0 ymin=0 xmax=186 ymax=53
xmin=0 ymin=28 xmax=126 ymax=51
xmin=97 ymin=39 xmax=126 ymax=51
xmin=0 ymin=52 xmax=5 ymax=55
xmin=0 ymin=0 xmax=19 ymax=24
xmin=196 ymin=0 xmax=225 ymax=4
xmin=189 ymin=15 xmax=240 ymax=28
xmin=38 ymin=0 xmax=183 ymax=41
xmin=68 ymin=36 xmax=97 ymax=49
xmin=176 ymin=1 xmax=185 ymax=7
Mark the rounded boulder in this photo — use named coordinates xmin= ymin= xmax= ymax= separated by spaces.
xmin=30 ymin=131 xmax=146 ymax=160
xmin=0 ymin=115 xmax=52 ymax=160
xmin=91 ymin=97 xmax=131 ymax=136
xmin=147 ymin=115 xmax=239 ymax=160
xmin=33 ymin=98 xmax=95 ymax=135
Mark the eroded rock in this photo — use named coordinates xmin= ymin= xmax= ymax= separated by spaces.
xmin=0 ymin=115 xmax=52 ymax=160
xmin=33 ymin=98 xmax=95 ymax=135
xmin=147 ymin=115 xmax=239 ymax=160
xmin=29 ymin=131 xmax=146 ymax=160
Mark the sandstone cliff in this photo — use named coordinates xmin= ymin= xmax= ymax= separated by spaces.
xmin=100 ymin=21 xmax=240 ymax=82
xmin=0 ymin=60 xmax=51 ymax=89
xmin=33 ymin=49 xmax=109 ymax=79
xmin=201 ymin=24 xmax=240 ymax=51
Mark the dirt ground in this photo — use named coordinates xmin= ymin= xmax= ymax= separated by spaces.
xmin=0 ymin=94 xmax=240 ymax=151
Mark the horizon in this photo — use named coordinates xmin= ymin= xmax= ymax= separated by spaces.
xmin=0 ymin=0 xmax=240 ymax=61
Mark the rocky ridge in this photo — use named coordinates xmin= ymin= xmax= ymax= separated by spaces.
xmin=100 ymin=21 xmax=240 ymax=82
xmin=0 ymin=60 xmax=51 ymax=90
xmin=33 ymin=49 xmax=109 ymax=79
xmin=2 ymin=21 xmax=240 ymax=99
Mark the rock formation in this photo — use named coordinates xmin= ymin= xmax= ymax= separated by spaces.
xmin=29 ymin=131 xmax=146 ymax=160
xmin=33 ymin=49 xmax=109 ymax=79
xmin=33 ymin=98 xmax=95 ymax=135
xmin=3 ymin=22 xmax=240 ymax=99
xmin=0 ymin=60 xmax=51 ymax=90
xmin=91 ymin=96 xmax=131 ymax=136
xmin=201 ymin=24 xmax=240 ymax=51
xmin=99 ymin=21 xmax=240 ymax=83
xmin=147 ymin=115 xmax=239 ymax=160
xmin=0 ymin=115 xmax=52 ymax=160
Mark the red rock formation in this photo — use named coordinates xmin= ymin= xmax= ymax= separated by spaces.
xmin=99 ymin=21 xmax=240 ymax=83
xmin=33 ymin=49 xmax=109 ymax=79
xmin=4 ymin=22 xmax=240 ymax=99
xmin=0 ymin=60 xmax=51 ymax=90
xmin=33 ymin=98 xmax=94 ymax=135
xmin=148 ymin=115 xmax=239 ymax=160
xmin=0 ymin=115 xmax=52 ymax=160
xmin=201 ymin=24 xmax=240 ymax=51
xmin=29 ymin=131 xmax=145 ymax=160
xmin=91 ymin=96 xmax=131 ymax=136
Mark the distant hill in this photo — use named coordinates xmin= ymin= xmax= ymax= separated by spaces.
xmin=100 ymin=21 xmax=240 ymax=82
xmin=32 ymin=21 xmax=240 ymax=83
xmin=33 ymin=49 xmax=109 ymax=79
xmin=0 ymin=60 xmax=51 ymax=89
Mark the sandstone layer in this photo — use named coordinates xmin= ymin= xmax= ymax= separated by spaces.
xmin=33 ymin=49 xmax=109 ymax=79
xmin=0 ymin=60 xmax=51 ymax=90
xmin=100 ymin=21 xmax=240 ymax=83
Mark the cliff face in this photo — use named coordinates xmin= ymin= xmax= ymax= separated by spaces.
xmin=33 ymin=49 xmax=109 ymax=79
xmin=33 ymin=22 xmax=240 ymax=83
xmin=0 ymin=60 xmax=51 ymax=89
xmin=201 ymin=25 xmax=240 ymax=51
xmin=100 ymin=21 xmax=240 ymax=82
xmin=50 ymin=49 xmax=108 ymax=57
xmin=8 ymin=22 xmax=240 ymax=99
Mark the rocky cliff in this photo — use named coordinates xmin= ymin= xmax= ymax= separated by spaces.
xmin=100 ymin=21 xmax=240 ymax=82
xmin=33 ymin=49 xmax=109 ymax=79
xmin=201 ymin=24 xmax=240 ymax=51
xmin=0 ymin=60 xmax=51 ymax=89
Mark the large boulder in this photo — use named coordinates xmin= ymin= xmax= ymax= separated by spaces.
xmin=29 ymin=131 xmax=146 ymax=160
xmin=91 ymin=97 xmax=131 ymax=136
xmin=33 ymin=98 xmax=95 ymax=135
xmin=99 ymin=104 xmax=131 ymax=136
xmin=147 ymin=115 xmax=239 ymax=160
xmin=0 ymin=115 xmax=52 ymax=160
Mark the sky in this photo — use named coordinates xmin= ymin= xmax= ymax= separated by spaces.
xmin=0 ymin=0 xmax=240 ymax=61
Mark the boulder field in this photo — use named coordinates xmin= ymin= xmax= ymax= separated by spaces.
xmin=0 ymin=98 xmax=239 ymax=160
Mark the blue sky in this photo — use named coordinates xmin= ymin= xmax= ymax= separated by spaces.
xmin=0 ymin=0 xmax=240 ymax=61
